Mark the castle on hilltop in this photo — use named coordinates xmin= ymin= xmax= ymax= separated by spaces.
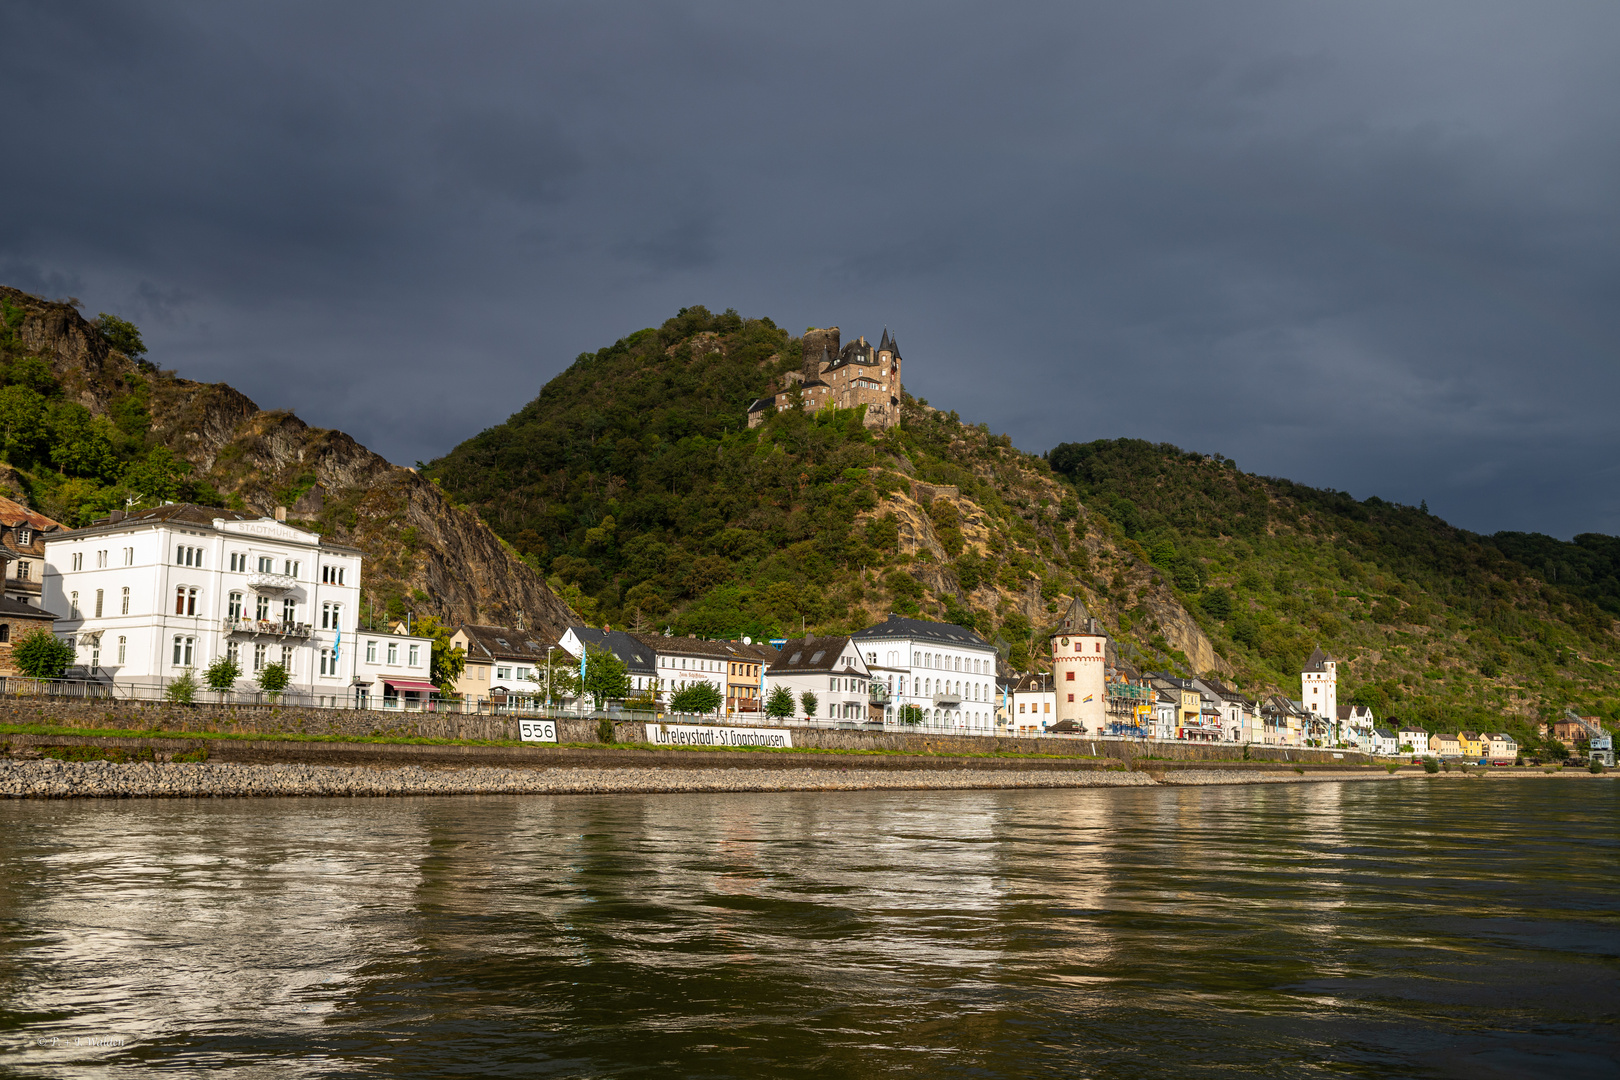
xmin=746 ymin=326 xmax=902 ymax=430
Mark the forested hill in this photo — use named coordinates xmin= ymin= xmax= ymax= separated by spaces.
xmin=428 ymin=306 xmax=1618 ymax=738
xmin=1045 ymin=440 xmax=1619 ymax=733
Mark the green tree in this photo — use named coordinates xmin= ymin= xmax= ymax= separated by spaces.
xmin=11 ymin=629 xmax=74 ymax=678
xmin=800 ymin=690 xmax=818 ymax=718
xmin=204 ymin=653 xmax=242 ymax=693
xmin=258 ymin=662 xmax=290 ymax=699
xmin=47 ymin=402 xmax=118 ymax=479
xmin=898 ymin=703 xmax=925 ymax=725
xmin=408 ymin=614 xmax=466 ymax=690
xmin=0 ymin=385 xmax=47 ymax=458
xmin=122 ymin=446 xmax=193 ymax=504
xmin=765 ymin=684 xmax=796 ymax=719
xmin=670 ymin=681 xmax=723 ymax=715
xmin=581 ymin=645 xmax=630 ymax=708
xmin=94 ymin=313 xmax=146 ymax=360
xmin=166 ymin=668 xmax=198 ymax=704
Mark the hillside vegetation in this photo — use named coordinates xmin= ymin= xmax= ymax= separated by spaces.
xmin=429 ymin=306 xmax=1620 ymax=749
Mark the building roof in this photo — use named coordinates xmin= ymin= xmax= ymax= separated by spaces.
xmin=747 ymin=397 xmax=773 ymax=413
xmin=51 ymin=503 xmax=364 ymax=553
xmin=458 ymin=624 xmax=557 ymax=663
xmin=766 ymin=635 xmax=862 ymax=675
xmin=852 ymin=613 xmax=992 ymax=649
xmin=565 ymin=627 xmax=656 ymax=674
xmin=1373 ymin=727 xmax=1396 ymax=738
xmin=0 ymin=495 xmax=61 ymax=533
xmin=1304 ymin=646 xmax=1334 ymax=672
xmin=0 ymin=595 xmax=57 ymax=619
xmin=1012 ymin=672 xmax=1054 ymax=693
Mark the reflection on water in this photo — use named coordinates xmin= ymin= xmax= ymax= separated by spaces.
xmin=0 ymin=781 xmax=1615 ymax=1078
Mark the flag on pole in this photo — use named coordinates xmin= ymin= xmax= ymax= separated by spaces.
xmin=334 ymin=625 xmax=341 ymax=662
xmin=1082 ymin=694 xmax=1093 ymax=703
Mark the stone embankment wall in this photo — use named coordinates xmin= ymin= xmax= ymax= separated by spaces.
xmin=0 ymin=699 xmax=1373 ymax=765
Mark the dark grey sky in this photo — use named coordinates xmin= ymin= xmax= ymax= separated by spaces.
xmin=5 ymin=2 xmax=1617 ymax=539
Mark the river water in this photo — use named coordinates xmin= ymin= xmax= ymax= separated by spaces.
xmin=0 ymin=779 xmax=1614 ymax=1078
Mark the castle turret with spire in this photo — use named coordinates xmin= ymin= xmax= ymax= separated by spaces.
xmin=748 ymin=325 xmax=904 ymax=430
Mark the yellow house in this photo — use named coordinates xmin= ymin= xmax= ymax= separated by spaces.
xmin=1457 ymin=731 xmax=1484 ymax=759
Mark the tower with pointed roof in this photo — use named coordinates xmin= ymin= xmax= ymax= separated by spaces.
xmin=1301 ymin=645 xmax=1337 ymax=731
xmin=1050 ymin=596 xmax=1108 ymax=734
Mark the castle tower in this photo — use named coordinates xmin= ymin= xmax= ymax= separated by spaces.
xmin=1050 ymin=597 xmax=1107 ymax=734
xmin=1302 ymin=646 xmax=1337 ymax=729
xmin=802 ymin=327 xmax=840 ymax=383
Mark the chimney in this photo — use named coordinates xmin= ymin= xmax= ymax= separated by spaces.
xmin=274 ymin=506 xmax=287 ymax=522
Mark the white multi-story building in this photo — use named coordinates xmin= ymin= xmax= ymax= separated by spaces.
xmin=764 ymin=634 xmax=872 ymax=721
xmin=853 ymin=613 xmax=998 ymax=731
xmin=43 ymin=504 xmax=389 ymax=703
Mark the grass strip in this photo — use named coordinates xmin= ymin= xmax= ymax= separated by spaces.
xmin=0 ymin=723 xmax=1109 ymax=762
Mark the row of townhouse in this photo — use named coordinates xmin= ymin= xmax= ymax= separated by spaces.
xmin=495 ymin=613 xmax=1004 ymax=730
xmin=34 ymin=503 xmax=438 ymax=706
xmin=1422 ymin=730 xmax=1520 ymax=762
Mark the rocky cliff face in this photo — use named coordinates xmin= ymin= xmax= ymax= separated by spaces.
xmin=864 ymin=406 xmax=1231 ymax=676
xmin=1 ymin=286 xmax=577 ymax=638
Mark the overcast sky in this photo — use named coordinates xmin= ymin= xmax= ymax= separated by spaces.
xmin=4 ymin=1 xmax=1617 ymax=539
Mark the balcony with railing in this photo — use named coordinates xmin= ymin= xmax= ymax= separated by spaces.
xmin=223 ymin=618 xmax=313 ymax=638
xmin=247 ymin=571 xmax=297 ymax=592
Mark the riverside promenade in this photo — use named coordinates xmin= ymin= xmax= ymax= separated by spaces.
xmin=4 ymin=698 xmax=1604 ymax=799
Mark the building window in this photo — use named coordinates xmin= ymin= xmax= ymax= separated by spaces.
xmin=230 ymin=553 xmax=246 ymax=572
xmin=70 ymin=591 xmax=79 ymax=618
xmin=322 ymin=565 xmax=346 ymax=585
xmin=1068 ymin=694 xmax=1074 ymax=703
xmin=174 ymin=587 xmax=197 ymax=616
xmin=97 ymin=550 xmax=107 ymax=568
xmin=497 ymin=665 xmax=511 ymax=680
xmin=282 ymin=598 xmax=297 ymax=623
xmin=16 ymin=561 xmax=28 ymax=581
xmin=226 ymin=641 xmax=239 ymax=666
xmin=91 ymin=643 xmax=100 ymax=669
xmin=172 ymin=636 xmax=194 ymax=666
xmin=95 ymin=589 xmax=104 ymax=617
xmin=72 ymin=552 xmax=83 ymax=571
xmin=320 ymin=648 xmax=333 ymax=675
xmin=0 ymin=624 xmax=8 ymax=643
xmin=281 ymin=646 xmax=294 ymax=673
xmin=253 ymin=643 xmax=267 ymax=671
xmin=409 ymin=645 xmax=421 ymax=667
xmin=121 ymin=587 xmax=130 ymax=615
xmin=118 ymin=636 xmax=126 ymax=664
xmin=257 ymin=556 xmax=273 ymax=573
xmin=366 ymin=640 xmax=377 ymax=663
xmin=124 ymin=547 xmax=134 ymax=566
xmin=256 ymin=595 xmax=270 ymax=620
xmin=228 ymin=592 xmax=243 ymax=620
xmin=387 ymin=642 xmax=398 ymax=664
xmin=17 ymin=528 xmax=30 ymax=546
xmin=1065 ymin=671 xmax=1074 ymax=682
xmin=284 ymin=560 xmax=299 ymax=578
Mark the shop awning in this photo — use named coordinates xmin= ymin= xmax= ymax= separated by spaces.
xmin=382 ymin=678 xmax=439 ymax=693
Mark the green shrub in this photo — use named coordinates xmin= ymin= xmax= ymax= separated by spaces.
xmin=165 ymin=669 xmax=198 ymax=704
xmin=11 ymin=630 xmax=74 ymax=678
xmin=1423 ymin=758 xmax=1440 ymax=774
xmin=597 ymin=719 xmax=615 ymax=743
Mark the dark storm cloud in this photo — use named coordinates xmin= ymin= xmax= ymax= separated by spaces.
xmin=2 ymin=0 xmax=1616 ymax=536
